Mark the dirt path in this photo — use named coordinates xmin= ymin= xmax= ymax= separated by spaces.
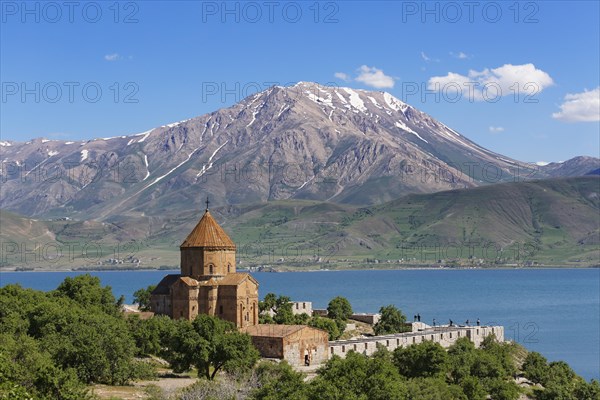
xmin=92 ymin=373 xmax=198 ymax=399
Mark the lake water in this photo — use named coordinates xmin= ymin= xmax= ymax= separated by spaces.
xmin=1 ymin=268 xmax=598 ymax=380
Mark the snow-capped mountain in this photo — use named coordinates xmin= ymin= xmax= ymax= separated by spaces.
xmin=0 ymin=82 xmax=597 ymax=219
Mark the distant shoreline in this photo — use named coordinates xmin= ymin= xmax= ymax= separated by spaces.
xmin=1 ymin=265 xmax=598 ymax=273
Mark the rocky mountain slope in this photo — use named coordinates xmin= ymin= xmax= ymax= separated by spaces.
xmin=539 ymin=156 xmax=600 ymax=178
xmin=2 ymin=82 xmax=596 ymax=220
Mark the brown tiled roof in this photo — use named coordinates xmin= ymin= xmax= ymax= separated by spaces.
xmin=242 ymin=324 xmax=308 ymax=338
xmin=218 ymin=273 xmax=257 ymax=286
xmin=198 ymin=273 xmax=258 ymax=287
xmin=179 ymin=277 xmax=199 ymax=286
xmin=181 ymin=210 xmax=236 ymax=249
xmin=200 ymin=278 xmax=219 ymax=286
xmin=151 ymin=274 xmax=181 ymax=295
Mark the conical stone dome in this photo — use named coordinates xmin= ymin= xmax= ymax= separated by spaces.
xmin=180 ymin=210 xmax=236 ymax=250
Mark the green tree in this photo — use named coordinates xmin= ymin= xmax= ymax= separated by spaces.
xmin=327 ymin=296 xmax=353 ymax=333
xmin=0 ymin=281 xmax=150 ymax=388
xmin=28 ymin=297 xmax=139 ymax=385
xmin=447 ymin=337 xmax=478 ymax=384
xmin=470 ymin=351 xmax=506 ymax=380
xmin=133 ymin=285 xmax=156 ymax=312
xmin=373 ymin=305 xmax=407 ymax=335
xmin=536 ymin=383 xmax=577 ymax=400
xmin=364 ymin=349 xmax=408 ymax=400
xmin=544 ymin=361 xmax=577 ymax=387
xmin=405 ymin=377 xmax=467 ymax=400
xmin=54 ymin=274 xmax=123 ymax=316
xmin=293 ymin=313 xmax=311 ymax=325
xmin=259 ymin=293 xmax=278 ymax=314
xmin=273 ymin=295 xmax=295 ymax=324
xmin=480 ymin=335 xmax=517 ymax=378
xmin=522 ymin=351 xmax=548 ymax=384
xmin=259 ymin=313 xmax=275 ymax=324
xmin=165 ymin=314 xmax=259 ymax=380
xmin=485 ymin=378 xmax=520 ymax=400
xmin=126 ymin=315 xmax=175 ymax=356
xmin=573 ymin=379 xmax=600 ymax=400
xmin=308 ymin=351 xmax=407 ymax=400
xmin=308 ymin=316 xmax=341 ymax=340
xmin=459 ymin=376 xmax=487 ymax=400
xmin=251 ymin=361 xmax=308 ymax=400
xmin=259 ymin=293 xmax=296 ymax=325
xmin=327 ymin=297 xmax=353 ymax=321
xmin=392 ymin=341 xmax=448 ymax=378
xmin=0 ymin=333 xmax=92 ymax=400
xmin=0 ymin=285 xmax=46 ymax=335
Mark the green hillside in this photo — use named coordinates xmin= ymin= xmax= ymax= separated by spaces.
xmin=1 ymin=177 xmax=598 ymax=270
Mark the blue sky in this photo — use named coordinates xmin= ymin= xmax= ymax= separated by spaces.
xmin=1 ymin=0 xmax=599 ymax=162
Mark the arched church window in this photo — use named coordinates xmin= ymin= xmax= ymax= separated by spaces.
xmin=209 ymin=264 xmax=214 ymax=274
xmin=227 ymin=264 xmax=231 ymax=273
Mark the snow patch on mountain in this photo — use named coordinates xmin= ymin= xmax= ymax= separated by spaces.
xmin=306 ymin=91 xmax=333 ymax=107
xmin=143 ymin=154 xmax=150 ymax=180
xmin=276 ymin=105 xmax=289 ymax=119
xmin=135 ymin=129 xmax=154 ymax=143
xmin=383 ymin=92 xmax=408 ymax=113
xmin=342 ymin=88 xmax=367 ymax=112
xmin=196 ymin=141 xmax=229 ymax=179
xmin=335 ymin=91 xmax=347 ymax=105
xmin=163 ymin=119 xmax=190 ymax=128
xmin=100 ymin=136 xmax=127 ymax=140
xmin=368 ymin=96 xmax=382 ymax=108
xmin=444 ymin=125 xmax=461 ymax=136
xmin=80 ymin=150 xmax=89 ymax=162
xmin=147 ymin=148 xmax=200 ymax=189
xmin=298 ymin=175 xmax=315 ymax=190
xmin=246 ymin=109 xmax=259 ymax=128
xmin=395 ymin=121 xmax=428 ymax=143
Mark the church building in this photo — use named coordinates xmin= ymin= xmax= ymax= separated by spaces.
xmin=150 ymin=201 xmax=259 ymax=328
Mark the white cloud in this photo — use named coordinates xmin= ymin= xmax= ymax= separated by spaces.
xmin=428 ymin=63 xmax=554 ymax=101
xmin=450 ymin=51 xmax=469 ymax=59
xmin=355 ymin=65 xmax=395 ymax=89
xmin=489 ymin=126 xmax=505 ymax=133
xmin=104 ymin=53 xmax=121 ymax=61
xmin=429 ymin=72 xmax=471 ymax=92
xmin=552 ymin=87 xmax=600 ymax=122
xmin=421 ymin=51 xmax=439 ymax=63
xmin=334 ymin=72 xmax=350 ymax=82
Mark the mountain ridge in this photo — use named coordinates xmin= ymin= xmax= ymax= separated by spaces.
xmin=1 ymin=82 xmax=598 ymax=220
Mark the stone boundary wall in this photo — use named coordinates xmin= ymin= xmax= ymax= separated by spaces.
xmin=349 ymin=313 xmax=381 ymax=325
xmin=329 ymin=325 xmax=504 ymax=358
